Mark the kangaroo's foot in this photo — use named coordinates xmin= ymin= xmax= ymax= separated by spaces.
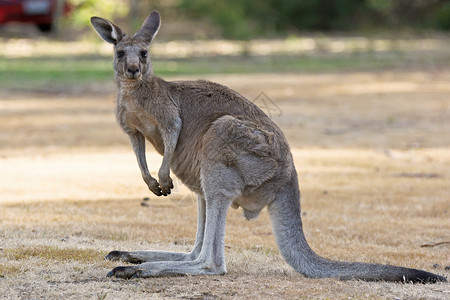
xmin=106 ymin=260 xmax=226 ymax=279
xmin=105 ymin=250 xmax=197 ymax=264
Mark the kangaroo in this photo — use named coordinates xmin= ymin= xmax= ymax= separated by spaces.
xmin=90 ymin=11 xmax=446 ymax=283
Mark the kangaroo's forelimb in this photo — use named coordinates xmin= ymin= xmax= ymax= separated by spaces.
xmin=156 ymin=115 xmax=182 ymax=195
xmin=129 ymin=131 xmax=162 ymax=196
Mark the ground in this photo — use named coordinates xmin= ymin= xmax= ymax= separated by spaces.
xmin=0 ymin=71 xmax=449 ymax=299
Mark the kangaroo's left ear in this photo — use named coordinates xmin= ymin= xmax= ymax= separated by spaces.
xmin=91 ymin=16 xmax=124 ymax=45
xmin=134 ymin=11 xmax=161 ymax=44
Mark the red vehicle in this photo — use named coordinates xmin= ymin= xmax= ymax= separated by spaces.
xmin=0 ymin=0 xmax=72 ymax=32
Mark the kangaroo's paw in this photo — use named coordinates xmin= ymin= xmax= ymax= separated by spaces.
xmin=105 ymin=251 xmax=144 ymax=264
xmin=159 ymin=176 xmax=174 ymax=196
xmin=146 ymin=179 xmax=163 ymax=196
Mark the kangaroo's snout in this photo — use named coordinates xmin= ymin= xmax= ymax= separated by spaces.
xmin=123 ymin=51 xmax=144 ymax=80
xmin=126 ymin=65 xmax=141 ymax=79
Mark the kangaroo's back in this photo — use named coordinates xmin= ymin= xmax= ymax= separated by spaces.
xmin=165 ymin=78 xmax=291 ymax=190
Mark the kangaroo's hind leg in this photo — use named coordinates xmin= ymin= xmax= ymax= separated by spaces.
xmin=105 ymin=194 xmax=206 ymax=264
xmin=107 ymin=163 xmax=244 ymax=278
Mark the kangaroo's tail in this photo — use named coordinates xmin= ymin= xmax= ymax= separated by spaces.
xmin=268 ymin=177 xmax=447 ymax=283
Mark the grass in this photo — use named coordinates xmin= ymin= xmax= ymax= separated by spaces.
xmin=1 ymin=50 xmax=448 ymax=92
xmin=0 ymin=263 xmax=21 ymax=277
xmin=154 ymin=52 xmax=410 ymax=74
xmin=0 ymin=70 xmax=449 ymax=298
xmin=0 ymin=56 xmax=113 ymax=90
xmin=0 ymin=245 xmax=106 ymax=277
xmin=4 ymin=246 xmax=104 ymax=264
xmin=1 ymin=34 xmax=448 ymax=92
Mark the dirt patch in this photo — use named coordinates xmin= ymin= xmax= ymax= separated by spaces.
xmin=0 ymin=71 xmax=449 ymax=299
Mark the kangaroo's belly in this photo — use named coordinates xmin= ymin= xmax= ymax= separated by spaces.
xmin=170 ymin=138 xmax=203 ymax=195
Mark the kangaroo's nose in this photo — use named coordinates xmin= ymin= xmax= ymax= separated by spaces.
xmin=126 ymin=66 xmax=140 ymax=78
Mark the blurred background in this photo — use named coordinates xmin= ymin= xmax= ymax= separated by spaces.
xmin=1 ymin=0 xmax=449 ymax=196
xmin=0 ymin=0 xmax=449 ymax=93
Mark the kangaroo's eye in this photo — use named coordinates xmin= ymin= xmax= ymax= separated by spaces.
xmin=140 ymin=50 xmax=148 ymax=58
xmin=116 ymin=51 xmax=125 ymax=58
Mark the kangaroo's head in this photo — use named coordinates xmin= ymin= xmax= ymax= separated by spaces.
xmin=90 ymin=11 xmax=160 ymax=82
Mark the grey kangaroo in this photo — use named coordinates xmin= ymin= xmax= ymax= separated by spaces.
xmin=91 ymin=11 xmax=446 ymax=282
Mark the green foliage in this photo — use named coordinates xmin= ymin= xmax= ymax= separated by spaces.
xmin=180 ymin=0 xmax=450 ymax=39
xmin=434 ymin=2 xmax=450 ymax=30
xmin=271 ymin=0 xmax=369 ymax=31
xmin=179 ymin=0 xmax=254 ymax=39
xmin=66 ymin=0 xmax=129 ymax=28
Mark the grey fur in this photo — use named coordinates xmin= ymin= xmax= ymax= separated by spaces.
xmin=91 ymin=11 xmax=446 ymax=283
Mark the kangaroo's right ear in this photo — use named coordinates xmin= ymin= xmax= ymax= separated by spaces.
xmin=134 ymin=11 xmax=161 ymax=44
xmin=90 ymin=17 xmax=124 ymax=45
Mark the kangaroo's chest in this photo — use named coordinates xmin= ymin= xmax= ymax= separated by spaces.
xmin=117 ymin=100 xmax=165 ymax=154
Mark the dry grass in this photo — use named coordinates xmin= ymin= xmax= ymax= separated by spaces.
xmin=0 ymin=71 xmax=449 ymax=299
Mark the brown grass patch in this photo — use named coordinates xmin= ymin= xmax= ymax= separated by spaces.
xmin=4 ymin=246 xmax=104 ymax=264
xmin=0 ymin=263 xmax=21 ymax=277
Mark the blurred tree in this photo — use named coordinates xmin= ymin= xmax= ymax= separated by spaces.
xmin=63 ymin=0 xmax=450 ymax=39
xmin=434 ymin=2 xmax=450 ymax=30
xmin=367 ymin=0 xmax=447 ymax=27
xmin=66 ymin=0 xmax=129 ymax=29
xmin=180 ymin=0 xmax=254 ymax=39
xmin=270 ymin=0 xmax=369 ymax=31
xmin=180 ymin=0 xmax=372 ymax=38
xmin=66 ymin=0 xmax=168 ymax=34
xmin=180 ymin=0 xmax=450 ymax=39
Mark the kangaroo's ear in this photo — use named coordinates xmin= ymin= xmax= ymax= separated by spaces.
xmin=134 ymin=11 xmax=160 ymax=43
xmin=90 ymin=16 xmax=124 ymax=45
